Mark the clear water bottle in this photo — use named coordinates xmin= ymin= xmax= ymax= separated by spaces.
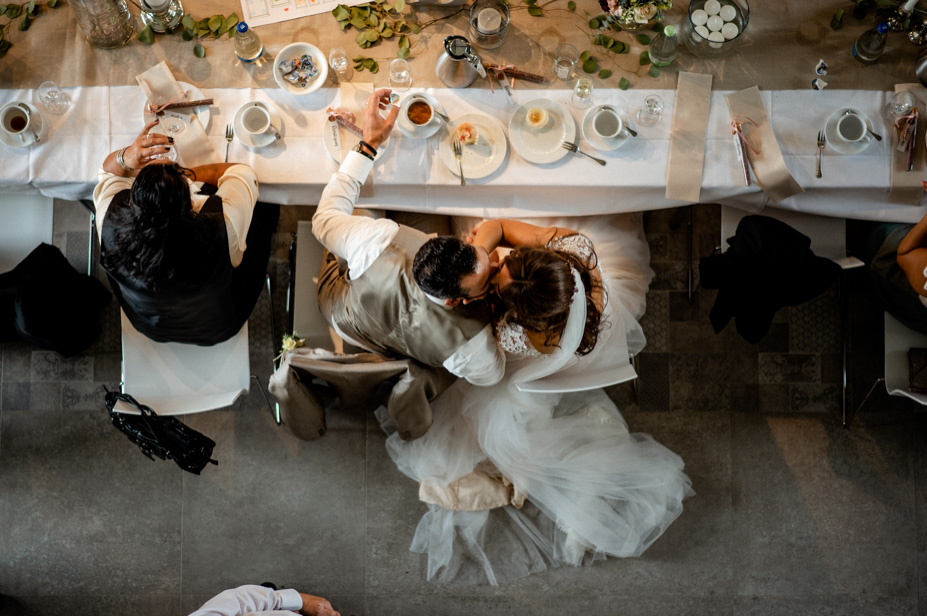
xmin=649 ymin=25 xmax=678 ymax=68
xmin=234 ymin=22 xmax=264 ymax=63
xmin=852 ymin=22 xmax=889 ymax=64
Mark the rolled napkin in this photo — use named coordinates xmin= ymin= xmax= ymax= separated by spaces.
xmin=666 ymin=72 xmax=713 ymax=202
xmin=887 ymin=83 xmax=927 ymax=206
xmin=135 ymin=61 xmax=220 ymax=167
xmin=725 ymin=86 xmax=803 ymax=205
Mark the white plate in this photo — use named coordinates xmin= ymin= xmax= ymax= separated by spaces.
xmin=0 ymin=102 xmax=45 ymax=148
xmin=582 ymin=105 xmax=631 ymax=152
xmin=322 ymin=114 xmax=390 ymax=162
xmin=142 ymin=82 xmax=211 ymax=132
xmin=233 ymin=101 xmax=283 ymax=148
xmin=509 ymin=98 xmax=576 ymax=164
xmin=824 ymin=107 xmax=875 ymax=156
xmin=397 ymin=93 xmax=447 ymax=139
xmin=438 ymin=113 xmax=508 ymax=179
xmin=274 ymin=42 xmax=329 ymax=96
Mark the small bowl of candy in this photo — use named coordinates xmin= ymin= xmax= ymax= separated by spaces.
xmin=273 ymin=42 xmax=329 ymax=95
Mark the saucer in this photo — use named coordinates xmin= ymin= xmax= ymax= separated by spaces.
xmin=509 ymin=98 xmax=576 ymax=164
xmin=233 ymin=101 xmax=283 ymax=148
xmin=824 ymin=107 xmax=875 ymax=156
xmin=582 ymin=105 xmax=631 ymax=152
xmin=0 ymin=102 xmax=46 ymax=149
xmin=397 ymin=93 xmax=446 ymax=139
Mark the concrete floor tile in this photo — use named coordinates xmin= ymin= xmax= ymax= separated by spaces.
xmin=0 ymin=410 xmax=182 ymax=595
xmin=733 ymin=595 xmax=916 ymax=616
xmin=180 ymin=408 xmax=366 ymax=598
xmin=30 ymin=351 xmax=93 ymax=382
xmin=0 ymin=595 xmax=182 ymax=616
xmin=366 ymin=594 xmax=545 ymax=616
xmin=549 ymin=595 xmax=733 ymax=616
xmin=1 ymin=382 xmax=28 ymax=410
xmin=2 ymin=346 xmax=31 ymax=382
xmin=758 ymin=353 xmax=820 ymax=384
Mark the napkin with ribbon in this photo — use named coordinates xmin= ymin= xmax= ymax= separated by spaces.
xmin=887 ymin=83 xmax=927 ymax=206
xmin=338 ymin=82 xmax=375 ymax=198
xmin=725 ymin=86 xmax=803 ymax=205
xmin=666 ymin=72 xmax=713 ymax=202
xmin=136 ymin=61 xmax=219 ymax=167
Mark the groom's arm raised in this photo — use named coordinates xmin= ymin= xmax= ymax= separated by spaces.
xmin=467 ymin=219 xmax=580 ymax=252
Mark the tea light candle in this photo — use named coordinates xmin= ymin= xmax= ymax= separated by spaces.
xmin=708 ymin=30 xmax=724 ymax=48
xmin=721 ymin=22 xmax=739 ymax=39
xmin=704 ymin=0 xmax=721 ymax=15
xmin=719 ymin=4 xmax=736 ymax=21
xmin=144 ymin=0 xmax=170 ymax=11
xmin=707 ymin=15 xmax=723 ymax=31
xmin=695 ymin=24 xmax=710 ymax=39
xmin=691 ymin=8 xmax=708 ymax=26
xmin=478 ymin=7 xmax=502 ymax=32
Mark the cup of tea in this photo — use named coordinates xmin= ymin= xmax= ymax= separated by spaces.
xmin=592 ymin=108 xmax=623 ymax=139
xmin=836 ymin=112 xmax=871 ymax=144
xmin=1 ymin=103 xmax=30 ymax=143
xmin=241 ymin=104 xmax=271 ymax=137
xmin=406 ymin=96 xmax=436 ymax=127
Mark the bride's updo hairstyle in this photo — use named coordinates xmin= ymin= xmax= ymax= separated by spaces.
xmin=499 ymin=244 xmax=602 ymax=355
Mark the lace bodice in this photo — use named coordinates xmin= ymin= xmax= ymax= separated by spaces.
xmin=496 ymin=234 xmax=596 ymax=357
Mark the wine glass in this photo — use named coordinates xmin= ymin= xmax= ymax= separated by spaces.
xmin=329 ymin=47 xmax=349 ymax=81
xmin=570 ymin=77 xmax=593 ymax=109
xmin=37 ymin=81 xmax=70 ymax=115
xmin=883 ymin=90 xmax=915 ymax=123
xmin=637 ymin=94 xmax=665 ymax=127
xmin=388 ymin=58 xmax=413 ymax=91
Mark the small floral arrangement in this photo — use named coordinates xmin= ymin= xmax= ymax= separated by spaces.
xmin=276 ymin=331 xmax=305 ymax=361
xmin=597 ymin=0 xmax=671 ymax=26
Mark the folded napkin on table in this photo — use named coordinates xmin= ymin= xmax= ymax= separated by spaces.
xmin=136 ymin=61 xmax=219 ymax=167
xmin=666 ymin=72 xmax=713 ymax=203
xmin=888 ymin=83 xmax=927 ymax=206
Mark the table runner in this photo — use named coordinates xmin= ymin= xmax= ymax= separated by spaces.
xmin=665 ymin=72 xmax=712 ymax=203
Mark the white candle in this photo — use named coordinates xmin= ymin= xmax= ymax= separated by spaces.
xmin=707 ymin=15 xmax=723 ymax=31
xmin=719 ymin=4 xmax=736 ymax=21
xmin=721 ymin=22 xmax=739 ymax=39
xmin=904 ymin=0 xmax=918 ymax=12
xmin=478 ymin=8 xmax=502 ymax=32
xmin=704 ymin=0 xmax=721 ymax=15
xmin=708 ymin=30 xmax=724 ymax=48
xmin=145 ymin=0 xmax=170 ymax=11
xmin=695 ymin=24 xmax=710 ymax=39
xmin=691 ymin=8 xmax=708 ymax=26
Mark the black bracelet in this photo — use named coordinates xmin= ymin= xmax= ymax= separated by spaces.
xmin=358 ymin=140 xmax=378 ymax=156
xmin=353 ymin=143 xmax=375 ymax=161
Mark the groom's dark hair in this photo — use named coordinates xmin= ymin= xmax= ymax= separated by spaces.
xmin=413 ymin=236 xmax=478 ymax=299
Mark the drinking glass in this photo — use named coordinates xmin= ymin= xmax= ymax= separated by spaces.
xmin=553 ymin=44 xmax=578 ymax=81
xmin=883 ymin=90 xmax=915 ymax=123
xmin=637 ymin=94 xmax=664 ymax=126
xmin=329 ymin=47 xmax=349 ymax=81
xmin=163 ymin=115 xmax=185 ymax=137
xmin=468 ymin=0 xmax=510 ymax=49
xmin=38 ymin=81 xmax=70 ymax=115
xmin=570 ymin=77 xmax=593 ymax=109
xmin=388 ymin=58 xmax=413 ymax=91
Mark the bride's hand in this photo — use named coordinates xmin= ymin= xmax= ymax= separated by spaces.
xmin=466 ymin=220 xmax=503 ymax=253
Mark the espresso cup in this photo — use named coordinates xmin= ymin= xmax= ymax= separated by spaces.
xmin=406 ymin=97 xmax=435 ymax=126
xmin=836 ymin=112 xmax=870 ymax=144
xmin=592 ymin=108 xmax=623 ymax=139
xmin=241 ymin=104 xmax=271 ymax=137
xmin=1 ymin=104 xmax=30 ymax=142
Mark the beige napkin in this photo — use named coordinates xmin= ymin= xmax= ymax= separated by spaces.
xmin=339 ymin=82 xmax=375 ymax=198
xmin=136 ymin=61 xmax=220 ymax=167
xmin=887 ymin=83 xmax=927 ymax=206
xmin=726 ymin=86 xmax=803 ymax=205
xmin=666 ymin=72 xmax=713 ymax=202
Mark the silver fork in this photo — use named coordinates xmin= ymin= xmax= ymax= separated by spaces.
xmin=561 ymin=141 xmax=606 ymax=166
xmin=816 ymin=130 xmax=825 ymax=179
xmin=452 ymin=139 xmax=466 ymax=186
xmin=225 ymin=124 xmax=234 ymax=162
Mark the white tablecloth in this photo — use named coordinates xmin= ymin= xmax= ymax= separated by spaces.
xmin=1 ymin=85 xmax=925 ymax=223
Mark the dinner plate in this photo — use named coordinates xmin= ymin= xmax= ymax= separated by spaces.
xmin=274 ymin=42 xmax=328 ymax=96
xmin=0 ymin=103 xmax=46 ymax=148
xmin=582 ymin=105 xmax=631 ymax=152
xmin=233 ymin=101 xmax=283 ymax=148
xmin=509 ymin=98 xmax=576 ymax=164
xmin=142 ymin=82 xmax=211 ymax=132
xmin=397 ymin=93 xmax=447 ymax=139
xmin=438 ymin=113 xmax=508 ymax=179
xmin=323 ymin=113 xmax=390 ymax=162
xmin=824 ymin=107 xmax=875 ymax=156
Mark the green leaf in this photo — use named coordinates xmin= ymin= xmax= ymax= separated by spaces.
xmin=618 ymin=76 xmax=630 ymax=90
xmin=338 ymin=20 xmax=347 ymax=30
xmin=381 ymin=26 xmax=394 ymax=37
xmin=589 ymin=17 xmax=600 ymax=28
xmin=137 ymin=25 xmax=154 ymax=43
xmin=648 ymin=65 xmax=661 ymax=77
xmin=615 ymin=41 xmax=629 ymax=53
xmin=181 ymin=29 xmax=193 ymax=40
xmin=364 ymin=29 xmax=380 ymax=42
xmin=181 ymin=14 xmax=194 ymax=29
xmin=598 ymin=69 xmax=612 ymax=79
xmin=567 ymin=0 xmax=575 ymax=10
xmin=196 ymin=17 xmax=208 ymax=28
xmin=579 ymin=50 xmax=590 ymax=61
xmin=332 ymin=5 xmax=349 ymax=20
xmin=525 ymin=0 xmax=536 ymax=5
xmin=0 ymin=38 xmax=11 ymax=58
xmin=409 ymin=22 xmax=421 ymax=33
xmin=830 ymin=8 xmax=844 ymax=30
xmin=350 ymin=17 xmax=367 ymax=28
xmin=394 ymin=20 xmax=405 ymax=31
xmin=0 ymin=5 xmax=7 ymax=13
xmin=193 ymin=43 xmax=205 ymax=58
xmin=636 ymin=33 xmax=651 ymax=44
xmin=639 ymin=51 xmax=650 ymax=65
xmin=397 ymin=45 xmax=410 ymax=59
xmin=207 ymin=15 xmax=222 ymax=32
xmin=27 ymin=0 xmax=35 ymax=15
xmin=353 ymin=55 xmax=364 ymax=61
xmin=651 ymin=21 xmax=663 ymax=31
xmin=196 ymin=27 xmax=210 ymax=38
xmin=369 ymin=59 xmax=379 ymax=73
xmin=223 ymin=14 xmax=238 ymax=33
xmin=18 ymin=12 xmax=29 ymax=30
xmin=46 ymin=0 xmax=57 ymax=7
xmin=363 ymin=57 xmax=376 ymax=69
xmin=394 ymin=0 xmax=404 ymax=11
xmin=582 ymin=57 xmax=598 ymax=73
xmin=355 ymin=32 xmax=368 ymax=45
xmin=367 ymin=12 xmax=378 ymax=26
xmin=398 ymin=33 xmax=409 ymax=48
xmin=6 ymin=4 xmax=21 ymax=18
xmin=527 ymin=6 xmax=542 ymax=15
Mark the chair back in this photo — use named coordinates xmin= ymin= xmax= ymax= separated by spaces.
xmin=294 ymin=220 xmax=347 ymax=352
xmin=884 ymin=312 xmax=927 ymax=406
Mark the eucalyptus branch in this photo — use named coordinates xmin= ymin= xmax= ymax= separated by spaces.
xmin=0 ymin=0 xmax=61 ymax=58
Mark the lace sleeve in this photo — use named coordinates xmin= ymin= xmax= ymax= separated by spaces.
xmin=496 ymin=315 xmax=543 ymax=358
xmin=548 ymin=233 xmax=596 ymax=265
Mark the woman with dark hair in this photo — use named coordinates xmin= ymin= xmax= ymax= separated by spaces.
xmin=378 ymin=215 xmax=693 ymax=585
xmin=93 ymin=119 xmax=278 ymax=345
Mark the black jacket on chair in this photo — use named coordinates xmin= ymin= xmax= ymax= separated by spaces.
xmin=699 ymin=215 xmax=841 ymax=344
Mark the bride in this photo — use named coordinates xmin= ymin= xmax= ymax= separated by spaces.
xmin=377 ymin=214 xmax=694 ymax=585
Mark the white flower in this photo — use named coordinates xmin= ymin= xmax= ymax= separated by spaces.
xmin=635 ymin=3 xmax=657 ymax=22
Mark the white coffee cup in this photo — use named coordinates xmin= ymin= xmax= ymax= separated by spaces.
xmin=242 ymin=104 xmax=271 ymax=137
xmin=592 ymin=108 xmax=623 ymax=139
xmin=0 ymin=103 xmax=30 ymax=142
xmin=836 ymin=112 xmax=870 ymax=144
xmin=406 ymin=96 xmax=435 ymax=127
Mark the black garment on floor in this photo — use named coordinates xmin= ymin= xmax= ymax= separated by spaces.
xmin=699 ymin=215 xmax=841 ymax=344
xmin=100 ymin=189 xmax=279 ymax=346
xmin=0 ymin=243 xmax=111 ymax=357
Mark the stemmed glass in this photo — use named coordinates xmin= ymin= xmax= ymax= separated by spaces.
xmin=388 ymin=58 xmax=413 ymax=91
xmin=570 ymin=77 xmax=593 ymax=109
xmin=637 ymin=95 xmax=664 ymax=127
xmin=157 ymin=115 xmax=184 ymax=162
xmin=329 ymin=47 xmax=349 ymax=81
xmin=38 ymin=81 xmax=70 ymax=115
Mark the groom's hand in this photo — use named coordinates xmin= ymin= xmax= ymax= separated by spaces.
xmin=363 ymin=88 xmax=399 ymax=151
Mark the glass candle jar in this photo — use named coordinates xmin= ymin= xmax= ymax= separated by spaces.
xmin=68 ymin=0 xmax=134 ymax=48
xmin=682 ymin=0 xmax=750 ymax=58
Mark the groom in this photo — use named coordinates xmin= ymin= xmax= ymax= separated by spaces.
xmin=313 ymin=89 xmax=504 ymax=387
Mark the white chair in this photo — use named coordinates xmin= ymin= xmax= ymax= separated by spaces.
xmin=719 ymin=206 xmax=864 ymax=425
xmin=115 ymin=309 xmax=252 ymax=415
xmin=856 ymin=313 xmax=927 ymax=414
xmin=0 ymin=194 xmax=54 ymax=272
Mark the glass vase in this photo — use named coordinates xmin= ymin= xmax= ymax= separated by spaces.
xmin=69 ymin=0 xmax=135 ymax=48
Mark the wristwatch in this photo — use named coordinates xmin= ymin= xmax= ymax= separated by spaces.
xmin=116 ymin=147 xmax=134 ymax=172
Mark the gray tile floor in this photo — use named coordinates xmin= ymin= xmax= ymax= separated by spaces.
xmin=0 ymin=202 xmax=925 ymax=616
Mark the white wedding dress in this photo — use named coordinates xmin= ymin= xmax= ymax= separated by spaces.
xmin=377 ymin=214 xmax=694 ymax=585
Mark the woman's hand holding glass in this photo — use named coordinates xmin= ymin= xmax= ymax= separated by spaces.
xmin=126 ymin=119 xmax=173 ymax=168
